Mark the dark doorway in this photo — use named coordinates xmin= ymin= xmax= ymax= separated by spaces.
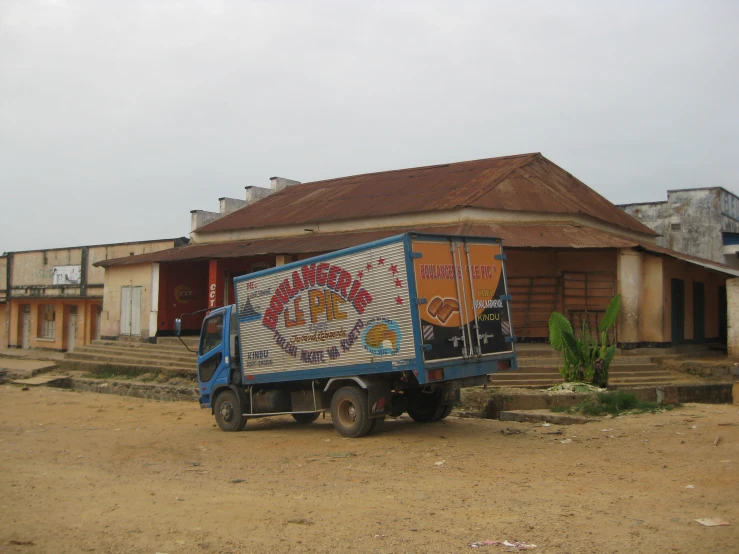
xmin=671 ymin=279 xmax=685 ymax=345
xmin=719 ymin=286 xmax=727 ymax=344
xmin=693 ymin=282 xmax=705 ymax=343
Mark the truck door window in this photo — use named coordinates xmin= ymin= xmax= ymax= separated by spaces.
xmin=200 ymin=314 xmax=224 ymax=356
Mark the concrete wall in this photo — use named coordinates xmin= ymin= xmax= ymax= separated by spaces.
xmin=101 ymin=263 xmax=155 ymax=340
xmin=0 ymin=256 xmax=7 ymax=300
xmin=622 ymin=188 xmax=739 ymax=264
xmin=727 ymin=278 xmax=739 ymax=356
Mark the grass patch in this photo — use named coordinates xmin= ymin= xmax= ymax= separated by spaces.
xmin=552 ymin=391 xmax=681 ymax=416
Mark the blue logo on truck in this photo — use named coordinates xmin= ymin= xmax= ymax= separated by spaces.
xmin=361 ymin=318 xmax=402 ymax=356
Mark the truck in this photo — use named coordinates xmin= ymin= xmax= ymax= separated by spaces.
xmin=176 ymin=232 xmax=517 ymax=437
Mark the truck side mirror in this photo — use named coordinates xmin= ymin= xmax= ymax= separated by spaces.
xmin=174 ymin=318 xmax=182 ymax=336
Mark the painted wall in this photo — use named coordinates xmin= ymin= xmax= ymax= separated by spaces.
xmin=87 ymin=240 xmax=177 ymax=285
xmin=157 ymin=261 xmax=210 ymax=334
xmin=622 ymin=188 xmax=739 ymax=265
xmin=5 ymin=298 xmax=101 ymax=351
xmin=101 ymin=263 xmax=154 ymax=339
xmin=0 ymin=256 xmax=7 ymax=298
xmin=727 ymin=278 xmax=739 ymax=356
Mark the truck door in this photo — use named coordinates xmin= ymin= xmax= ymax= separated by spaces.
xmin=198 ymin=311 xmax=227 ymax=386
xmin=412 ymin=237 xmax=513 ymax=361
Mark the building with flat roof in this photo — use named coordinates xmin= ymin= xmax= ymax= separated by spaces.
xmin=620 ymin=187 xmax=739 ymax=268
xmin=1 ymin=237 xmax=186 ymax=350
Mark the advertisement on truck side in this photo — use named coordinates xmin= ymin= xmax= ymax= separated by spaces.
xmin=234 ymin=241 xmax=417 ymax=377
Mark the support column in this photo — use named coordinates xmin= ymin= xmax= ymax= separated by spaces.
xmin=726 ymin=278 xmax=739 ymax=357
xmin=149 ymin=263 xmax=160 ymax=339
xmin=617 ymin=249 xmax=644 ymax=346
xmin=208 ymin=259 xmax=224 ymax=309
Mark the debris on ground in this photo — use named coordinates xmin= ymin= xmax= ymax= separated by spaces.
xmin=286 ymin=518 xmax=314 ymax=525
xmin=547 ymin=382 xmax=605 ymax=394
xmin=325 ymin=452 xmax=354 ymax=458
xmin=435 ymin=461 xmax=445 ymax=466
xmin=694 ymin=518 xmax=730 ymax=527
xmin=561 ymin=439 xmax=572 ymax=444
xmin=685 ymin=485 xmax=694 ymax=489
xmin=500 ymin=428 xmax=524 ymax=435
xmin=231 ymin=479 xmax=245 ymax=484
xmin=8 ymin=540 xmax=35 ymax=546
xmin=714 ymin=436 xmax=722 ymax=447
xmin=469 ymin=539 xmax=537 ymax=549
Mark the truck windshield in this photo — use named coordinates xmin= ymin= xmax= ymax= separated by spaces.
xmin=200 ymin=314 xmax=224 ymax=356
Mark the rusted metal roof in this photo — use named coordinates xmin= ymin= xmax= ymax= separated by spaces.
xmin=95 ymin=223 xmax=639 ymax=268
xmin=196 ymin=153 xmax=657 ymax=237
xmin=637 ymin=244 xmax=739 ymax=277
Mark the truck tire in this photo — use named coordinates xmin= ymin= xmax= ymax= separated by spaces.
xmin=330 ymin=386 xmax=373 ymax=438
xmin=407 ymin=390 xmax=445 ymax=423
xmin=292 ymin=412 xmax=320 ymax=424
xmin=437 ymin=404 xmax=454 ymax=421
xmin=214 ymin=390 xmax=247 ymax=432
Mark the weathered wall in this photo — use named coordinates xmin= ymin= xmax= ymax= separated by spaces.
xmin=622 ymin=188 xmax=739 ymax=264
xmin=87 ymin=240 xmax=177 ymax=286
xmin=640 ymin=255 xmax=665 ymax=343
xmin=101 ymin=263 xmax=154 ymax=339
xmin=0 ymin=256 xmax=7 ymax=299
xmin=616 ymin=249 xmax=643 ymax=344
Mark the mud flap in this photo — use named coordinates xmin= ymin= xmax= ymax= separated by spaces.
xmin=367 ymin=382 xmax=392 ymax=418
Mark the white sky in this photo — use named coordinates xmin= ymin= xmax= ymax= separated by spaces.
xmin=1 ymin=0 xmax=738 ymax=252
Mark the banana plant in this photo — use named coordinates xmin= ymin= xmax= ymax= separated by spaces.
xmin=548 ymin=294 xmax=621 ymax=386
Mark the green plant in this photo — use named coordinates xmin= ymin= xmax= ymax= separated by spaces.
xmin=553 ymin=391 xmax=680 ymax=416
xmin=548 ymin=294 xmax=621 ymax=386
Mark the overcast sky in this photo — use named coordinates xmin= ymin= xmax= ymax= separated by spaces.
xmin=1 ymin=0 xmax=738 ymax=252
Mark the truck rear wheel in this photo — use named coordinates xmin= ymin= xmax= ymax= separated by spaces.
xmin=214 ymin=390 xmax=247 ymax=432
xmin=369 ymin=416 xmax=386 ymax=435
xmin=330 ymin=386 xmax=372 ymax=438
xmin=292 ymin=412 xmax=320 ymax=424
xmin=437 ymin=404 xmax=454 ymax=420
xmin=407 ymin=390 xmax=445 ymax=423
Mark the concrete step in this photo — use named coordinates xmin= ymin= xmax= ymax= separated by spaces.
xmin=517 ymin=356 xmax=655 ymax=367
xmin=65 ymin=351 xmax=195 ymax=371
xmin=76 ymin=345 xmax=196 ymax=364
xmin=491 ymin=369 xmax=672 ymax=381
xmin=58 ymin=359 xmax=196 ymax=379
xmin=91 ymin=339 xmax=197 ymax=354
xmin=156 ymin=336 xmax=200 ymax=346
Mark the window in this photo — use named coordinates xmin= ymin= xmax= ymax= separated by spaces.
xmin=670 ymin=223 xmax=682 ymax=231
xmin=40 ymin=304 xmax=56 ymax=339
xmin=199 ymin=313 xmax=224 ymax=356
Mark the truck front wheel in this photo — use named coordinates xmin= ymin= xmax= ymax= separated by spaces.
xmin=330 ymin=386 xmax=373 ymax=438
xmin=214 ymin=390 xmax=247 ymax=432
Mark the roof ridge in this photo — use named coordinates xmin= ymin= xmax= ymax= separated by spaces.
xmin=454 ymin=153 xmax=541 ymax=207
xmin=302 ymin=152 xmax=541 ymax=188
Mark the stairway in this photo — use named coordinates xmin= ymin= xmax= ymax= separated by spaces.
xmin=489 ymin=344 xmax=688 ymax=388
xmin=59 ymin=338 xmax=198 ymax=379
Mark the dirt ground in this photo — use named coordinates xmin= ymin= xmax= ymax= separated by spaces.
xmin=0 ymin=385 xmax=737 ymax=554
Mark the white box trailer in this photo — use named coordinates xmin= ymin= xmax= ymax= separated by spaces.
xmin=181 ymin=232 xmax=517 ymax=437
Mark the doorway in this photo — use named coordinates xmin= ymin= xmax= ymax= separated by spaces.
xmin=671 ymin=279 xmax=685 ymax=345
xmin=67 ymin=306 xmax=78 ymax=351
xmin=120 ymin=286 xmax=142 ymax=336
xmin=693 ymin=282 xmax=705 ymax=344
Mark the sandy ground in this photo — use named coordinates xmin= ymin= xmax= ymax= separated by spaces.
xmin=0 ymin=385 xmax=737 ymax=554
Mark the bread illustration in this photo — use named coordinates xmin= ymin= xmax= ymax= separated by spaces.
xmin=433 ymin=298 xmax=461 ymax=323
xmin=365 ymin=324 xmax=389 ymax=348
xmin=382 ymin=330 xmax=398 ymax=350
xmin=428 ymin=297 xmax=443 ymax=317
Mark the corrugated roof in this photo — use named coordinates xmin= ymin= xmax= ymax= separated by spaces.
xmin=196 ymin=153 xmax=657 ymax=237
xmin=95 ymin=223 xmax=638 ymax=268
xmin=636 ymin=244 xmax=739 ymax=277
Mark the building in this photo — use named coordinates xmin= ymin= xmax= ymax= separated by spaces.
xmin=96 ymin=153 xmax=739 ymax=349
xmin=620 ymin=187 xmax=739 ymax=267
xmin=1 ymin=238 xmax=186 ymax=351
